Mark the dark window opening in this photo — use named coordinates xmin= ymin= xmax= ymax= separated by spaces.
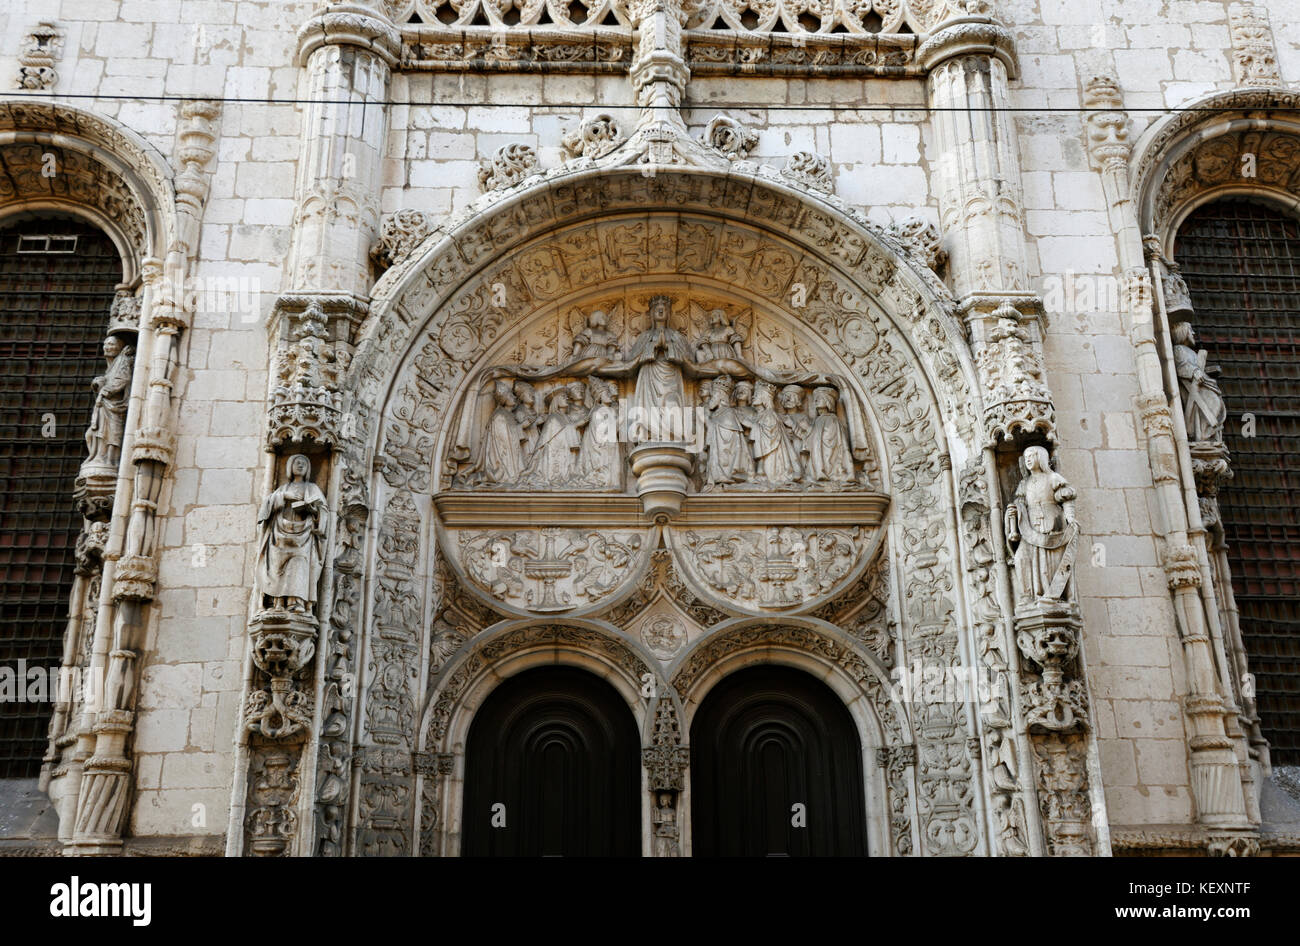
xmin=0 ymin=216 xmax=119 ymax=778
xmin=1175 ymin=198 xmax=1300 ymax=765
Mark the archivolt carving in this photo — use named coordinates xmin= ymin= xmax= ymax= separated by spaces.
xmin=421 ymin=623 xmax=653 ymax=749
xmin=1133 ymin=89 xmax=1300 ymax=242
xmin=341 ymin=166 xmax=981 ymax=856
xmin=0 ymin=99 xmax=175 ymax=262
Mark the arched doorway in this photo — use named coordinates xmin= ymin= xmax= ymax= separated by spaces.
xmin=690 ymin=665 xmax=867 ymax=856
xmin=461 ymin=665 xmax=641 ymax=856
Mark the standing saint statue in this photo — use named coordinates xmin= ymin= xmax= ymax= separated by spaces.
xmin=475 ymin=379 xmax=527 ymax=485
xmin=702 ymin=375 xmax=752 ymax=485
xmin=803 ymin=386 xmax=856 ymax=485
xmin=257 ymin=454 xmax=328 ymax=613
xmin=524 ymin=387 xmax=582 ymax=485
xmin=626 ymin=295 xmax=692 ymax=442
xmin=577 ymin=378 xmax=622 ymax=488
xmin=1171 ymin=321 xmax=1228 ymax=443
xmin=84 ymin=335 xmax=135 ymax=471
xmin=1004 ymin=446 xmax=1079 ymax=605
xmin=652 ymin=792 xmax=680 ymax=857
xmin=747 ymin=380 xmax=801 ymax=485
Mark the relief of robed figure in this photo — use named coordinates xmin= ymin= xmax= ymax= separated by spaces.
xmin=84 ymin=335 xmax=135 ymax=471
xmin=1004 ymin=446 xmax=1079 ymax=605
xmin=257 ymin=454 xmax=328 ymax=613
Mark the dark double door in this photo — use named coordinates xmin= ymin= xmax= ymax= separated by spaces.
xmin=690 ymin=665 xmax=868 ymax=856
xmin=461 ymin=663 xmax=867 ymax=856
xmin=461 ymin=666 xmax=641 ymax=856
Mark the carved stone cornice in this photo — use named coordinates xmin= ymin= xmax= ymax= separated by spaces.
xmin=297 ymin=2 xmax=402 ymax=68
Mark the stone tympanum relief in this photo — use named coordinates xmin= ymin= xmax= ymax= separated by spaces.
xmin=430 ymin=286 xmax=891 ymax=618
xmin=446 ymin=293 xmax=878 ymax=496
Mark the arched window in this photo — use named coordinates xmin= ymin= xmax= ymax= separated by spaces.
xmin=1174 ymin=198 xmax=1300 ymax=765
xmin=0 ymin=215 xmax=121 ymax=777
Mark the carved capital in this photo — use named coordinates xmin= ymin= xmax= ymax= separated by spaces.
xmin=296 ymin=2 xmax=401 ymax=68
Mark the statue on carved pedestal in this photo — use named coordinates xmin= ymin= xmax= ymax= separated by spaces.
xmin=1171 ymin=321 xmax=1228 ymax=444
xmin=84 ymin=336 xmax=135 ymax=471
xmin=1005 ymin=446 xmax=1079 ymax=606
xmin=652 ymin=791 xmax=680 ymax=857
xmin=626 ymin=295 xmax=692 ymax=443
xmin=256 ymin=454 xmax=328 ymax=613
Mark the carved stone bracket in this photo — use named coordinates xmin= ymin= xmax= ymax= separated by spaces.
xmin=961 ymin=297 xmax=1055 ymax=445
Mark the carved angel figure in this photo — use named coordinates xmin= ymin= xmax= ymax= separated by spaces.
xmin=803 ymin=387 xmax=855 ymax=484
xmin=747 ymin=380 xmax=801 ymax=485
xmin=695 ymin=308 xmax=745 ymax=362
xmin=1171 ymin=321 xmax=1228 ymax=443
xmin=84 ymin=335 xmax=135 ymax=471
xmin=569 ymin=308 xmax=620 ymax=362
xmin=256 ymin=454 xmax=328 ymax=613
xmin=1004 ymin=446 xmax=1079 ymax=605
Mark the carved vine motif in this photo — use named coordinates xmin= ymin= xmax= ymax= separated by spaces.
xmin=1033 ymin=732 xmax=1093 ymax=856
xmin=1152 ymin=129 xmax=1300 ymax=238
xmin=604 ymin=548 xmax=731 ymax=629
xmin=357 ymin=489 xmax=424 ymax=857
xmin=879 ymin=745 xmax=916 ymax=856
xmin=957 ymin=459 xmax=1029 ymax=856
xmin=425 ymin=625 xmax=652 ymax=747
xmin=1229 ymin=3 xmax=1281 ymax=87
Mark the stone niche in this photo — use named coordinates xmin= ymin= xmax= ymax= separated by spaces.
xmin=430 ymin=282 xmax=891 ymax=619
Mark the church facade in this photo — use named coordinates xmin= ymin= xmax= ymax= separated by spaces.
xmin=1 ymin=0 xmax=1298 ymax=856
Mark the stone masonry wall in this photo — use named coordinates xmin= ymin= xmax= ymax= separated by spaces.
xmin=0 ymin=0 xmax=1293 ymax=843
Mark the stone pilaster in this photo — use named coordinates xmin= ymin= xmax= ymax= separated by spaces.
xmin=235 ymin=1 xmax=396 ymax=858
xmin=65 ymin=102 xmax=219 ymax=855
